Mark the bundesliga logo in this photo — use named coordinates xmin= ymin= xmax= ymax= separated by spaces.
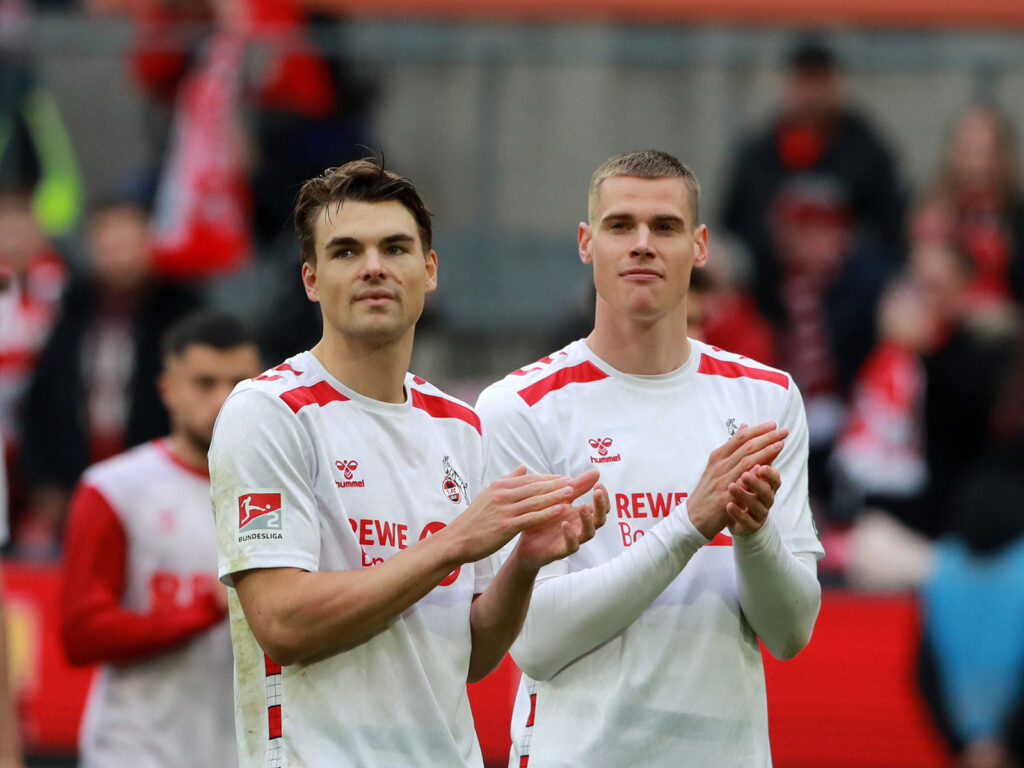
xmin=238 ymin=492 xmax=284 ymax=541
xmin=442 ymin=456 xmax=468 ymax=504
xmin=588 ymin=437 xmax=621 ymax=463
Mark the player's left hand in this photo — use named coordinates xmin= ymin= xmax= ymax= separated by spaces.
xmin=725 ymin=464 xmax=781 ymax=536
xmin=512 ymin=470 xmax=609 ymax=571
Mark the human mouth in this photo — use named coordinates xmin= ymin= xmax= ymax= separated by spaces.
xmin=355 ymin=290 xmax=395 ymax=306
xmin=620 ymin=268 xmax=662 ymax=281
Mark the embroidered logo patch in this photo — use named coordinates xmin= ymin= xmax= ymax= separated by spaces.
xmin=588 ymin=437 xmax=621 ymax=464
xmin=442 ymin=456 xmax=468 ymax=504
xmin=335 ymin=459 xmax=365 ymax=488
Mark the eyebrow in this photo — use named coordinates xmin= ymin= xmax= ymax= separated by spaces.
xmin=600 ymin=212 xmax=688 ymax=227
xmin=324 ymin=232 xmax=417 ymax=250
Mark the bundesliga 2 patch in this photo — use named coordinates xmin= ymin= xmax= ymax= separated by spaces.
xmin=237 ymin=491 xmax=285 ymax=543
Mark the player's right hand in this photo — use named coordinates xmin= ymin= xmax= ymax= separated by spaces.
xmin=686 ymin=422 xmax=787 ymax=540
xmin=509 ymin=473 xmax=609 ymax=571
xmin=446 ymin=467 xmax=578 ymax=563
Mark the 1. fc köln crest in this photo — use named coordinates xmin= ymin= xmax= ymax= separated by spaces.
xmin=442 ymin=456 xmax=469 ymax=504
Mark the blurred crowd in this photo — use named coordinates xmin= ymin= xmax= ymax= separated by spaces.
xmin=0 ymin=0 xmax=376 ymax=559
xmin=1 ymin=11 xmax=1024 ymax=763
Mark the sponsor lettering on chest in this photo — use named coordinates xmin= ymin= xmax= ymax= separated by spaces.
xmin=615 ymin=491 xmax=688 ymax=546
xmin=349 ymin=517 xmax=461 ymax=585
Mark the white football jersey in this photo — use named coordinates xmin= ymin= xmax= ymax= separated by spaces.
xmin=76 ymin=441 xmax=236 ymax=768
xmin=477 ymin=338 xmax=824 ymax=768
xmin=210 ymin=351 xmax=493 ymax=768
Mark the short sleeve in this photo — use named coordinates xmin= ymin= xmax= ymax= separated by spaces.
xmin=476 ymin=383 xmax=571 ymax=579
xmin=209 ymin=389 xmax=322 ymax=585
xmin=772 ymin=382 xmax=826 ymax=558
xmin=476 ymin=384 xmax=552 ymax=486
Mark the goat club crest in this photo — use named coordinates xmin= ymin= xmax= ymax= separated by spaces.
xmin=442 ymin=456 xmax=468 ymax=504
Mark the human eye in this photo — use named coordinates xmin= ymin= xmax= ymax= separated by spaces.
xmin=385 ymin=244 xmax=408 ymax=255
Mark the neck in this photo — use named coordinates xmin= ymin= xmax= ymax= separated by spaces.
xmin=166 ymin=432 xmax=209 ymax=473
xmin=587 ymin=302 xmax=692 ymax=375
xmin=312 ymin=330 xmax=413 ymax=403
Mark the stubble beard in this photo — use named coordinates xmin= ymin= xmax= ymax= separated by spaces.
xmin=182 ymin=423 xmax=213 ymax=457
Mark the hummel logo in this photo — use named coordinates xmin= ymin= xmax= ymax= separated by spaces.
xmin=588 ymin=437 xmax=621 ymax=464
xmin=335 ymin=459 xmax=365 ymax=488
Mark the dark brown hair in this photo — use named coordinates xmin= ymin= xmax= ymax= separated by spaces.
xmin=293 ymin=158 xmax=433 ymax=265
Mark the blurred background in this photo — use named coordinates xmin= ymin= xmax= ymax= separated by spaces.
xmin=2 ymin=0 xmax=1024 ymax=765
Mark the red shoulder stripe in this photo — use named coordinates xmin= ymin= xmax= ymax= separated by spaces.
xmin=254 ymin=362 xmax=305 ymax=382
xmin=411 ymin=389 xmax=482 ymax=435
xmin=280 ymin=381 xmax=350 ymax=413
xmin=510 ymin=349 xmax=569 ymax=376
xmin=697 ymin=354 xmax=789 ymax=390
xmin=517 ymin=361 xmax=608 ymax=407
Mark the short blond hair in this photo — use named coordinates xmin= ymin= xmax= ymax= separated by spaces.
xmin=588 ymin=150 xmax=701 ymax=226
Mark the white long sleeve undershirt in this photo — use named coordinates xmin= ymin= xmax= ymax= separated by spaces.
xmin=733 ymin=515 xmax=821 ymax=660
xmin=511 ymin=507 xmax=821 ymax=681
xmin=511 ymin=502 xmax=709 ymax=681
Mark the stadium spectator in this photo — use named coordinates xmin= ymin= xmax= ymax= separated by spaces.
xmin=720 ymin=36 xmax=903 ymax=326
xmin=18 ymin=199 xmax=198 ymax=559
xmin=917 ymin=365 xmax=1024 ymax=767
xmin=766 ymin=176 xmax=892 ymax=521
xmin=0 ymin=188 xmax=66 ymax=531
xmin=0 ymin=3 xmax=83 ymax=238
xmin=842 ymin=237 xmax=1019 ymax=585
xmin=61 ymin=310 xmax=259 ymax=768
xmin=208 ymin=159 xmax=607 ymax=767
xmin=915 ymin=102 xmax=1024 ymax=311
xmin=477 ymin=150 xmax=822 ymax=766
xmin=93 ymin=0 xmax=375 ymax=242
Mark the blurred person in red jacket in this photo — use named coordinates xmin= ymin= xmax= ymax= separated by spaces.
xmin=61 ymin=311 xmax=260 ymax=768
xmin=0 ymin=188 xmax=66 ymax=532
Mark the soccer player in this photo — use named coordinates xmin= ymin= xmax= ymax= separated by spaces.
xmin=61 ymin=311 xmax=261 ymax=768
xmin=209 ymin=159 xmax=608 ymax=768
xmin=477 ymin=150 xmax=825 ymax=767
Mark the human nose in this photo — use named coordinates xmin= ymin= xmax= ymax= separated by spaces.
xmin=360 ymin=248 xmax=387 ymax=279
xmin=631 ymin=225 xmax=653 ymax=256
